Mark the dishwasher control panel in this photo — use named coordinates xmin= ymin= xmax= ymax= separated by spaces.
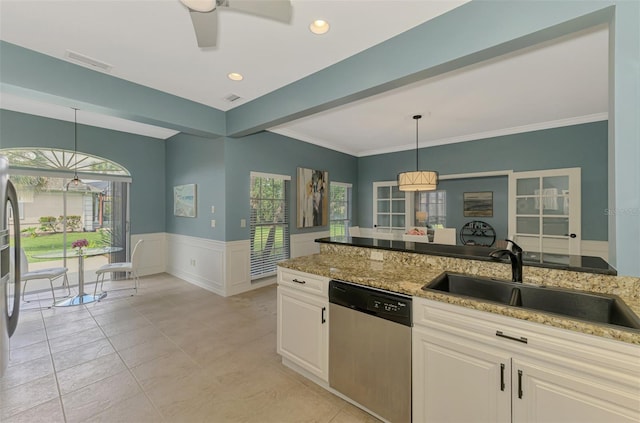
xmin=368 ymin=295 xmax=410 ymax=318
xmin=329 ymin=279 xmax=412 ymax=326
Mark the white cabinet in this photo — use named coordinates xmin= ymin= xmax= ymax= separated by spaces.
xmin=413 ymin=326 xmax=511 ymax=423
xmin=413 ymin=298 xmax=640 ymax=423
xmin=276 ymin=268 xmax=329 ymax=381
xmin=512 ymin=358 xmax=640 ymax=423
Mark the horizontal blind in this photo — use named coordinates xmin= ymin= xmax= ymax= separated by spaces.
xmin=330 ymin=182 xmax=352 ymax=237
xmin=250 ymin=173 xmax=290 ymax=280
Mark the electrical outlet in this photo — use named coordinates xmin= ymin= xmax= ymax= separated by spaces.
xmin=240 ymin=219 xmax=246 ymax=228
xmin=211 ymin=219 xmax=216 ymax=228
xmin=190 ymin=259 xmax=196 ymax=267
xmin=211 ymin=206 xmax=215 ymax=213
xmin=370 ymin=251 xmax=384 ymax=261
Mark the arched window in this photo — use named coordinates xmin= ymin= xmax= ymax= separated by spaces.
xmin=0 ymin=148 xmax=130 ymax=177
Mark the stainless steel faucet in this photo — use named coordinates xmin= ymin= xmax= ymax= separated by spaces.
xmin=489 ymin=239 xmax=523 ymax=282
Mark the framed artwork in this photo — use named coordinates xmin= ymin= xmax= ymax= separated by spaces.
xmin=297 ymin=167 xmax=328 ymax=228
xmin=463 ymin=191 xmax=493 ymax=217
xmin=174 ymin=184 xmax=197 ymax=217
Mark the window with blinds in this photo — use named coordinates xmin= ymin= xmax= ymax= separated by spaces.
xmin=250 ymin=172 xmax=290 ymax=280
xmin=330 ymin=182 xmax=352 ymax=237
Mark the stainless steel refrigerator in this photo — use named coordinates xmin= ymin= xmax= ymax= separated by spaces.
xmin=1 ymin=155 xmax=21 ymax=378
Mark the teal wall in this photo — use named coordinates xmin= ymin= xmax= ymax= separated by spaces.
xmin=0 ymin=111 xmax=609 ymax=243
xmin=1 ymin=0 xmax=638 ymax=274
xmin=438 ymin=176 xmax=509 ymax=246
xmin=224 ymin=131 xmax=358 ymax=241
xmin=165 ymin=133 xmax=226 ymax=240
xmin=358 ymin=121 xmax=608 ymax=241
xmin=0 ymin=109 xmax=166 ymax=234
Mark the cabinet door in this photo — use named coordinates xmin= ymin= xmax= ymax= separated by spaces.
xmin=277 ymin=286 xmax=328 ymax=381
xmin=413 ymin=327 xmax=511 ymax=423
xmin=512 ymin=358 xmax=640 ymax=423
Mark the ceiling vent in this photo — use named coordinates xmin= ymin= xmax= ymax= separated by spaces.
xmin=224 ymin=94 xmax=242 ymax=103
xmin=65 ymin=50 xmax=113 ymax=73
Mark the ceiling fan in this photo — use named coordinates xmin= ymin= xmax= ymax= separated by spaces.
xmin=180 ymin=0 xmax=293 ymax=48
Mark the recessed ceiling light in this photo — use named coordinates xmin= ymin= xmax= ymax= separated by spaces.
xmin=228 ymin=72 xmax=244 ymax=81
xmin=309 ymin=19 xmax=330 ymax=35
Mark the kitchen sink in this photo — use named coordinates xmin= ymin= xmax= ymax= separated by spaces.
xmin=425 ymin=272 xmax=515 ymax=305
xmin=423 ymin=272 xmax=640 ymax=330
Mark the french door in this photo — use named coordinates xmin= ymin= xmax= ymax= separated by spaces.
xmin=508 ymin=168 xmax=581 ymax=255
xmin=373 ymin=181 xmax=411 ymax=233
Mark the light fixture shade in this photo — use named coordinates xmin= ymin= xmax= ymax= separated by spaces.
xmin=398 ymin=170 xmax=438 ymax=191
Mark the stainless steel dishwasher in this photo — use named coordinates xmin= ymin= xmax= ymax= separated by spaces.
xmin=329 ymin=279 xmax=412 ymax=423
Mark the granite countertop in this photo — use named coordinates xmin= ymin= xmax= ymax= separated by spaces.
xmin=316 ymin=237 xmax=617 ymax=275
xmin=279 ymin=252 xmax=640 ymax=345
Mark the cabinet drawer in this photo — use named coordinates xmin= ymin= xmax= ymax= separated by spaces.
xmin=278 ymin=268 xmax=329 ymax=298
xmin=413 ymin=297 xmax=640 ymax=393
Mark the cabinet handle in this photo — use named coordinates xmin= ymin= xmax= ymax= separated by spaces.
xmin=496 ymin=330 xmax=528 ymax=344
xmin=517 ymin=370 xmax=523 ymax=399
xmin=321 ymin=307 xmax=326 ymax=324
xmin=292 ymin=278 xmax=306 ymax=284
xmin=500 ymin=363 xmax=505 ymax=391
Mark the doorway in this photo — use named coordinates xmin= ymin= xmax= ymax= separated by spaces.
xmin=2 ymin=148 xmax=131 ymax=296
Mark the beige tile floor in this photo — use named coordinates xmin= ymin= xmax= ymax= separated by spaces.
xmin=1 ymin=274 xmax=381 ymax=423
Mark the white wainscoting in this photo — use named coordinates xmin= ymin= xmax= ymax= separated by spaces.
xmin=164 ymin=235 xmax=277 ymax=297
xmin=290 ymin=231 xmax=330 ymax=258
xmin=166 ymin=233 xmax=226 ymax=296
xmin=224 ymin=240 xmax=253 ymax=297
xmin=132 ymin=233 xmax=166 ymax=277
xmin=581 ymin=240 xmax=609 ymax=261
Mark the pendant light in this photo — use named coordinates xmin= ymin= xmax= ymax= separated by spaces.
xmin=397 ymin=114 xmax=438 ymax=191
xmin=67 ymin=108 xmax=82 ymax=189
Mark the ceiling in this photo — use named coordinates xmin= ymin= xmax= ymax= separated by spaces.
xmin=0 ymin=1 xmax=608 ymax=156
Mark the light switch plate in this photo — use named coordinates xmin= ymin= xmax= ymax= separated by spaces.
xmin=211 ymin=220 xmax=216 ymax=228
xmin=240 ymin=219 xmax=246 ymax=228
xmin=211 ymin=206 xmax=215 ymax=213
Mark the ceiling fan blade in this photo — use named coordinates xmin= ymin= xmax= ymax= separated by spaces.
xmin=188 ymin=9 xmax=218 ymax=47
xmin=226 ymin=0 xmax=292 ymax=23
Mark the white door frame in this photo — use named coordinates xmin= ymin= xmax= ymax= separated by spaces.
xmin=508 ymin=167 xmax=581 ymax=255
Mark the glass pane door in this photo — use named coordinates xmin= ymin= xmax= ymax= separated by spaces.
xmin=373 ymin=182 xmax=408 ymax=232
xmin=509 ymin=168 xmax=581 ymax=255
xmin=9 ymin=174 xmax=127 ymax=297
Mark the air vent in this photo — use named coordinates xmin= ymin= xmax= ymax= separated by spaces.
xmin=224 ymin=94 xmax=242 ymax=102
xmin=65 ymin=50 xmax=113 ymax=72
